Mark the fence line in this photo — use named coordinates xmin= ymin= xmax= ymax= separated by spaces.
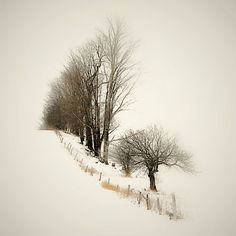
xmin=55 ymin=130 xmax=183 ymax=220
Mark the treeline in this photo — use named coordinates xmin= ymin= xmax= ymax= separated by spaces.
xmin=42 ymin=21 xmax=194 ymax=191
xmin=42 ymin=21 xmax=135 ymax=164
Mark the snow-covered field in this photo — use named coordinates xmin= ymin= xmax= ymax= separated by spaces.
xmin=1 ymin=1 xmax=236 ymax=235
xmin=0 ymin=130 xmax=235 ymax=236
xmin=59 ymin=131 xmax=190 ymax=218
xmin=57 ymin=131 xmax=184 ymax=219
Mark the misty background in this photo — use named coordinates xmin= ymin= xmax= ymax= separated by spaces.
xmin=1 ymin=0 xmax=236 ymax=235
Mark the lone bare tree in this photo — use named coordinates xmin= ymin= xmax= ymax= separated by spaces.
xmin=114 ymin=126 xmax=194 ymax=191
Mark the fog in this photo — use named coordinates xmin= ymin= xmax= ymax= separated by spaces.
xmin=1 ymin=0 xmax=236 ymax=235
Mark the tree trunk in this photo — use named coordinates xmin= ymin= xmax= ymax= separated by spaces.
xmin=102 ymin=95 xmax=110 ymax=164
xmin=79 ymin=126 xmax=84 ymax=145
xmin=125 ymin=159 xmax=131 ymax=176
xmin=93 ymin=79 xmax=101 ymax=157
xmin=102 ymin=130 xmax=109 ymax=164
xmin=80 ymin=136 xmax=84 ymax=145
xmin=85 ymin=126 xmax=93 ymax=151
xmin=93 ymin=138 xmax=98 ymax=156
xmin=74 ymin=129 xmax=84 ymax=145
xmin=96 ymin=145 xmax=101 ymax=158
xmin=93 ymin=129 xmax=101 ymax=157
xmin=148 ymin=171 xmax=157 ymax=191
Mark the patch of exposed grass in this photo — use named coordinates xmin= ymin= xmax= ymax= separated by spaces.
xmin=101 ymin=182 xmax=119 ymax=192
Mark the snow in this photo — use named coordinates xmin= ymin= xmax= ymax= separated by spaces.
xmin=1 ymin=1 xmax=236 ymax=235
xmin=0 ymin=130 xmax=171 ymax=236
xmin=59 ymin=131 xmax=184 ymax=217
xmin=1 ymin=130 xmax=235 ymax=236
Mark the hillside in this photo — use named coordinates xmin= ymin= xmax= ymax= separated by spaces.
xmin=1 ymin=130 xmax=235 ymax=236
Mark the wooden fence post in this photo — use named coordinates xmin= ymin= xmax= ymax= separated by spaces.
xmin=138 ymin=191 xmax=142 ymax=205
xmin=99 ymin=172 xmax=102 ymax=181
xmin=146 ymin=194 xmax=150 ymax=210
xmin=127 ymin=185 xmax=130 ymax=196
xmin=157 ymin=197 xmax=162 ymax=214
xmin=172 ymin=193 xmax=177 ymax=219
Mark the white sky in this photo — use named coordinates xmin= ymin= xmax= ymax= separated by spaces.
xmin=1 ymin=0 xmax=236 ymax=234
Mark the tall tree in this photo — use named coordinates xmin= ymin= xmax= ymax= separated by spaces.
xmin=100 ymin=21 xmax=136 ymax=164
xmin=76 ymin=40 xmax=104 ymax=156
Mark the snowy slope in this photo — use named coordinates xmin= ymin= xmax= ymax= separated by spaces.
xmin=59 ymin=131 xmax=185 ymax=218
xmin=0 ymin=130 xmax=235 ymax=236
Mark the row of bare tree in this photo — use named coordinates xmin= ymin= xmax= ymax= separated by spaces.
xmin=42 ymin=21 xmax=194 ymax=191
xmin=42 ymin=21 xmax=135 ymax=164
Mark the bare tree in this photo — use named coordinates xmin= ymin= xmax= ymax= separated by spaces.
xmin=66 ymin=52 xmax=94 ymax=150
xmin=42 ymin=79 xmax=67 ymax=130
xmin=75 ymin=40 xmax=105 ymax=156
xmin=42 ymin=59 xmax=87 ymax=144
xmin=99 ymin=20 xmax=136 ymax=164
xmin=60 ymin=65 xmax=85 ymax=143
xmin=115 ymin=126 xmax=194 ymax=191
xmin=112 ymin=136 xmax=138 ymax=176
